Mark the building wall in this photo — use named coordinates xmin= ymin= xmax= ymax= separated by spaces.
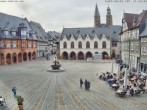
xmin=0 ymin=38 xmax=37 ymax=65
xmin=37 ymin=41 xmax=48 ymax=57
xmin=60 ymin=35 xmax=111 ymax=60
xmin=121 ymin=27 xmax=140 ymax=69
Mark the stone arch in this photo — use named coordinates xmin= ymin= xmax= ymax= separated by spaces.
xmin=18 ymin=53 xmax=22 ymax=62
xmin=23 ymin=52 xmax=27 ymax=61
xmin=70 ymin=51 xmax=76 ymax=60
xmin=86 ymin=51 xmax=93 ymax=59
xmin=102 ymin=51 xmax=108 ymax=59
xmin=32 ymin=51 xmax=36 ymax=60
xmin=0 ymin=53 xmax=5 ymax=65
xmin=28 ymin=52 xmax=32 ymax=60
xmin=12 ymin=53 xmax=17 ymax=63
xmin=6 ymin=53 xmax=11 ymax=64
xmin=78 ymin=51 xmax=84 ymax=60
xmin=62 ymin=51 xmax=68 ymax=60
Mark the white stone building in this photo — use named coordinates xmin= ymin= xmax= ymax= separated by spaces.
xmin=59 ymin=5 xmax=121 ymax=60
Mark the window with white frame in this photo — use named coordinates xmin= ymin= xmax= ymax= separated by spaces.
xmin=4 ymin=31 xmax=9 ymax=36
xmin=144 ymin=47 xmax=146 ymax=55
xmin=33 ymin=42 xmax=36 ymax=48
xmin=13 ymin=40 xmax=17 ymax=48
xmin=131 ymin=42 xmax=134 ymax=50
xmin=7 ymin=40 xmax=11 ymax=48
xmin=28 ymin=41 xmax=32 ymax=48
xmin=141 ymin=47 xmax=144 ymax=55
xmin=12 ymin=32 xmax=16 ymax=36
xmin=136 ymin=43 xmax=138 ymax=52
xmin=0 ymin=40 xmax=4 ymax=48
xmin=21 ymin=41 xmax=25 ymax=47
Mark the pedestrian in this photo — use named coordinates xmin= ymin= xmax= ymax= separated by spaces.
xmin=84 ymin=79 xmax=88 ymax=90
xmin=87 ymin=81 xmax=91 ymax=91
xmin=12 ymin=87 xmax=16 ymax=98
xmin=80 ymin=78 xmax=83 ymax=88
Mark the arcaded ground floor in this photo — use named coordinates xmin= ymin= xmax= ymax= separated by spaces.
xmin=0 ymin=56 xmax=146 ymax=110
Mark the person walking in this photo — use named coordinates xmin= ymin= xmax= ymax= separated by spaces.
xmin=80 ymin=78 xmax=83 ymax=88
xmin=87 ymin=81 xmax=91 ymax=91
xmin=12 ymin=87 xmax=17 ymax=98
xmin=84 ymin=79 xmax=88 ymax=90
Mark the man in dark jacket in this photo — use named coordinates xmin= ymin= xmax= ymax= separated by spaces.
xmin=84 ymin=79 xmax=88 ymax=90
xmin=80 ymin=78 xmax=83 ymax=88
xmin=87 ymin=81 xmax=91 ymax=91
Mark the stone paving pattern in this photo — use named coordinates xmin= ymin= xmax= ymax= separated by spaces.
xmin=0 ymin=56 xmax=147 ymax=110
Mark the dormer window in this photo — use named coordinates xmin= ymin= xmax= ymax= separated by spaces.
xmin=21 ymin=29 xmax=27 ymax=36
xmin=12 ymin=32 xmax=16 ymax=36
xmin=4 ymin=31 xmax=9 ymax=36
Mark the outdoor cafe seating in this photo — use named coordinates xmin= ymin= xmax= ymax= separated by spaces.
xmin=115 ymin=89 xmax=127 ymax=97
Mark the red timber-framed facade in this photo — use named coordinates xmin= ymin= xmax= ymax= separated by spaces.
xmin=0 ymin=38 xmax=37 ymax=65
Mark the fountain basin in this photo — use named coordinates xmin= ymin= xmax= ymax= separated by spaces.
xmin=51 ymin=64 xmax=61 ymax=70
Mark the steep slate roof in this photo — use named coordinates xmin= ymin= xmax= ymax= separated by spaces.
xmin=48 ymin=31 xmax=61 ymax=39
xmin=61 ymin=25 xmax=121 ymax=42
xmin=48 ymin=31 xmax=61 ymax=42
xmin=140 ymin=19 xmax=147 ymax=37
xmin=29 ymin=21 xmax=47 ymax=42
xmin=0 ymin=12 xmax=32 ymax=38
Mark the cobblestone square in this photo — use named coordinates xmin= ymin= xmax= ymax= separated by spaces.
xmin=0 ymin=56 xmax=147 ymax=110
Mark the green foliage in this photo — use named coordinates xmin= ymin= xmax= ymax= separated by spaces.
xmin=16 ymin=96 xmax=24 ymax=105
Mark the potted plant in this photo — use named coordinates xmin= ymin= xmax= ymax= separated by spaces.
xmin=16 ymin=96 xmax=24 ymax=110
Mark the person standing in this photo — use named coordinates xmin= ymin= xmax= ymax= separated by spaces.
xmin=80 ymin=78 xmax=83 ymax=88
xmin=87 ymin=81 xmax=91 ymax=91
xmin=84 ymin=79 xmax=88 ymax=90
xmin=12 ymin=87 xmax=17 ymax=98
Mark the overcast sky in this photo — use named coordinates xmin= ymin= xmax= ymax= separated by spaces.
xmin=0 ymin=0 xmax=147 ymax=32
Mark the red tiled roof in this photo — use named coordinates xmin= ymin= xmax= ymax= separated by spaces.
xmin=123 ymin=13 xmax=139 ymax=29
xmin=123 ymin=10 xmax=147 ymax=30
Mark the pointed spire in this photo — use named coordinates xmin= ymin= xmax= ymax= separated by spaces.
xmin=94 ymin=4 xmax=100 ymax=17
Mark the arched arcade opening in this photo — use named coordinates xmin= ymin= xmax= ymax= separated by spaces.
xmin=12 ymin=53 xmax=17 ymax=63
xmin=86 ymin=51 xmax=93 ymax=59
xmin=70 ymin=51 xmax=76 ymax=60
xmin=6 ymin=53 xmax=11 ymax=64
xmin=23 ymin=52 xmax=27 ymax=61
xmin=102 ymin=51 xmax=108 ymax=59
xmin=62 ymin=51 xmax=68 ymax=60
xmin=78 ymin=51 xmax=84 ymax=60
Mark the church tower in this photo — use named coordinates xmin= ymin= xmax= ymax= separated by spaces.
xmin=94 ymin=4 xmax=101 ymax=27
xmin=106 ymin=6 xmax=113 ymax=26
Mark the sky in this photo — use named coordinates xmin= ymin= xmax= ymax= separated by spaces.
xmin=0 ymin=0 xmax=147 ymax=32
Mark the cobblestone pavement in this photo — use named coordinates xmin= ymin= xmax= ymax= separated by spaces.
xmin=0 ymin=56 xmax=147 ymax=110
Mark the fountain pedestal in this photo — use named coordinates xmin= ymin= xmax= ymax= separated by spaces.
xmin=47 ymin=57 xmax=65 ymax=72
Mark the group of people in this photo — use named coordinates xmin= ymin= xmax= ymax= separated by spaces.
xmin=99 ymin=70 xmax=147 ymax=97
xmin=80 ymin=78 xmax=91 ymax=91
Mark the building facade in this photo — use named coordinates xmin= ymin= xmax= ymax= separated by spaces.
xmin=0 ymin=13 xmax=37 ymax=65
xmin=59 ymin=5 xmax=121 ymax=60
xmin=47 ymin=31 xmax=61 ymax=54
xmin=29 ymin=21 xmax=48 ymax=57
xmin=120 ymin=10 xmax=147 ymax=69
xmin=140 ymin=20 xmax=147 ymax=75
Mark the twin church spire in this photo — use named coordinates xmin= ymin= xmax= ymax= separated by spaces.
xmin=94 ymin=4 xmax=113 ymax=27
